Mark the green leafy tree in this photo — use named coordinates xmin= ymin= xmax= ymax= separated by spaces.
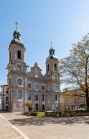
xmin=59 ymin=33 xmax=89 ymax=109
xmin=25 ymin=101 xmax=35 ymax=111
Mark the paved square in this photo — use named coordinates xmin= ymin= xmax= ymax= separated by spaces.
xmin=0 ymin=112 xmax=89 ymax=139
xmin=0 ymin=114 xmax=24 ymax=139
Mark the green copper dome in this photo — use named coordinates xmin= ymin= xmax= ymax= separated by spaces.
xmin=49 ymin=47 xmax=55 ymax=52
xmin=46 ymin=45 xmax=58 ymax=62
xmin=13 ymin=28 xmax=21 ymax=40
xmin=9 ymin=28 xmax=24 ymax=47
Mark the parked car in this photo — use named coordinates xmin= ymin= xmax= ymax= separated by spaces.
xmin=77 ymin=108 xmax=85 ymax=110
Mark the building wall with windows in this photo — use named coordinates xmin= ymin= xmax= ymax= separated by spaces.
xmin=60 ymin=89 xmax=86 ymax=110
xmin=4 ymin=27 xmax=61 ymax=112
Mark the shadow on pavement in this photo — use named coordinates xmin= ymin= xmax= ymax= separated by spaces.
xmin=0 ymin=111 xmax=10 ymax=113
xmin=9 ymin=116 xmax=89 ymax=126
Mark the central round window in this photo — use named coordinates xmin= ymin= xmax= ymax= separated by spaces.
xmin=28 ymin=83 xmax=31 ymax=89
xmin=17 ymin=79 xmax=22 ymax=86
xmin=34 ymin=84 xmax=39 ymax=91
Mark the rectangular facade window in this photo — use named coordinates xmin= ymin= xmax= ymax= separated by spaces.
xmin=55 ymin=94 xmax=57 ymax=101
xmin=42 ymin=94 xmax=44 ymax=101
xmin=28 ymin=92 xmax=31 ymax=100
xmin=35 ymin=94 xmax=38 ymax=101
xmin=18 ymin=90 xmax=22 ymax=99
xmin=6 ymin=97 xmax=8 ymax=104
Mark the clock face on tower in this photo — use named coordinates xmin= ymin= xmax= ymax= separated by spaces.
xmin=16 ymin=63 xmax=23 ymax=71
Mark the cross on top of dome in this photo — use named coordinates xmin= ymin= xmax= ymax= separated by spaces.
xmin=15 ymin=22 xmax=19 ymax=30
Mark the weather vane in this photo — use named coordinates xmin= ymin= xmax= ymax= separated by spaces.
xmin=15 ymin=22 xmax=19 ymax=30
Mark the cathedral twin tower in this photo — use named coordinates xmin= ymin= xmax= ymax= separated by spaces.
xmin=7 ymin=26 xmax=60 ymax=112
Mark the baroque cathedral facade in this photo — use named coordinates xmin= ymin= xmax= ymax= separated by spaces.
xmin=7 ymin=27 xmax=60 ymax=112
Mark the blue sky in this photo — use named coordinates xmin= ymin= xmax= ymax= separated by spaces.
xmin=0 ymin=0 xmax=89 ymax=90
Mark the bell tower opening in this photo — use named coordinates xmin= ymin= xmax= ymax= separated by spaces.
xmin=17 ymin=50 xmax=21 ymax=59
xmin=54 ymin=63 xmax=57 ymax=70
xmin=48 ymin=64 xmax=49 ymax=71
xmin=9 ymin=51 xmax=11 ymax=60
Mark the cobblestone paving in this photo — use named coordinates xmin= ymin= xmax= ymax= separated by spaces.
xmin=0 ymin=114 xmax=24 ymax=139
xmin=1 ymin=112 xmax=89 ymax=139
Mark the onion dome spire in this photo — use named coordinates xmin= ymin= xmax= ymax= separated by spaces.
xmin=46 ymin=42 xmax=58 ymax=62
xmin=9 ymin=22 xmax=24 ymax=47
xmin=13 ymin=22 xmax=21 ymax=40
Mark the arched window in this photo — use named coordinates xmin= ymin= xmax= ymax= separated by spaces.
xmin=48 ymin=64 xmax=49 ymax=71
xmin=28 ymin=83 xmax=31 ymax=89
xmin=34 ymin=84 xmax=39 ymax=91
xmin=17 ymin=50 xmax=21 ymax=59
xmin=42 ymin=94 xmax=44 ymax=101
xmin=55 ymin=94 xmax=57 ymax=101
xmin=54 ymin=85 xmax=58 ymax=92
xmin=42 ymin=85 xmax=45 ymax=91
xmin=18 ymin=90 xmax=22 ymax=99
xmin=17 ymin=79 xmax=22 ymax=86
